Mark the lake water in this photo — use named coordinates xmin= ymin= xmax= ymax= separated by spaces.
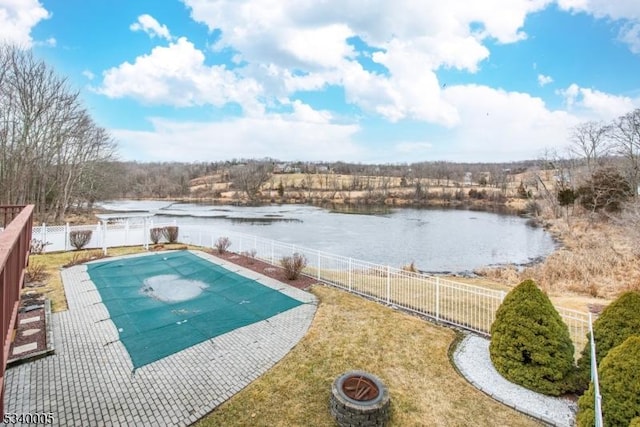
xmin=97 ymin=200 xmax=556 ymax=274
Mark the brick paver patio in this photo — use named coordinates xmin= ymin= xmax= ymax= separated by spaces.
xmin=3 ymin=251 xmax=317 ymax=426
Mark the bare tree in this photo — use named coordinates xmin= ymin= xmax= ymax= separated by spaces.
xmin=0 ymin=44 xmax=116 ymax=221
xmin=230 ymin=161 xmax=273 ymax=202
xmin=611 ymin=109 xmax=640 ymax=195
xmin=569 ymin=121 xmax=612 ymax=173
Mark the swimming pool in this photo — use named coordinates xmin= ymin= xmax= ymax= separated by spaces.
xmin=87 ymin=250 xmax=304 ymax=368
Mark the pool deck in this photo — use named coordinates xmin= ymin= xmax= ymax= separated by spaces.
xmin=3 ymin=251 xmax=318 ymax=426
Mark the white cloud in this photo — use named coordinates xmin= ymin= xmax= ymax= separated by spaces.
xmin=0 ymin=0 xmax=50 ymax=47
xmin=182 ymin=0 xmax=550 ymax=126
xmin=288 ymin=100 xmax=334 ymax=123
xmin=439 ymin=84 xmax=579 ymax=161
xmin=34 ymin=36 xmax=56 ymax=47
xmin=556 ymin=0 xmax=640 ymax=20
xmin=97 ymin=37 xmax=264 ymax=115
xmin=342 ymin=43 xmax=460 ymax=125
xmin=112 ymin=112 xmax=361 ymax=162
xmin=559 ymin=83 xmax=637 ymax=119
xmin=110 ymin=80 xmax=640 ymax=163
xmin=282 ymin=24 xmax=355 ymax=68
xmin=537 ymin=74 xmax=553 ymax=86
xmin=619 ymin=22 xmax=640 ymax=54
xmin=82 ymin=70 xmax=95 ymax=80
xmin=557 ymin=0 xmax=640 ymax=53
xmin=95 ymin=0 xmax=639 ymax=163
xmin=130 ymin=14 xmax=172 ymax=41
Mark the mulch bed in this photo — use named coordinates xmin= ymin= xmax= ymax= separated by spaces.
xmin=211 ymin=250 xmax=318 ymax=290
xmin=8 ymin=292 xmax=47 ymax=363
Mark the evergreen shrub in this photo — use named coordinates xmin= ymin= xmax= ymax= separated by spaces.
xmin=489 ymin=279 xmax=575 ymax=396
xmin=577 ymin=335 xmax=640 ymax=427
xmin=575 ymin=291 xmax=640 ymax=392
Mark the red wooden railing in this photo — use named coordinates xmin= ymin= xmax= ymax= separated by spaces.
xmin=0 ymin=205 xmax=34 ymax=418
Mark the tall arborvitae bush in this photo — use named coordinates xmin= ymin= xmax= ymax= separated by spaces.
xmin=489 ymin=279 xmax=576 ymax=396
xmin=577 ymin=335 xmax=640 ymax=427
xmin=575 ymin=291 xmax=640 ymax=392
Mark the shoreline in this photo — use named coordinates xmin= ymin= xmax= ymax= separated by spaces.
xmin=54 ymin=198 xmax=623 ymax=308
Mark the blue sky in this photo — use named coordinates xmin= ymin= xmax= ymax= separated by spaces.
xmin=2 ymin=0 xmax=640 ymax=163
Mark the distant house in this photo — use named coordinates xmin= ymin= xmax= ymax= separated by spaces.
xmin=273 ymin=163 xmax=301 ymax=174
xmin=273 ymin=163 xmax=288 ymax=174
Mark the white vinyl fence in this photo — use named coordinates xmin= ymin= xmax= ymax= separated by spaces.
xmin=31 ymin=219 xmax=591 ymax=354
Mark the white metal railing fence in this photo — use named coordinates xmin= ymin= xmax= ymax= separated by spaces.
xmin=589 ymin=313 xmax=604 ymax=427
xmin=31 ymin=220 xmax=590 ymax=353
xmin=180 ymin=227 xmax=590 ymax=353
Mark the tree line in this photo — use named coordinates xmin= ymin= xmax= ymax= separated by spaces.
xmin=0 ymin=45 xmax=115 ymax=222
xmin=2 ymin=43 xmax=639 ymax=222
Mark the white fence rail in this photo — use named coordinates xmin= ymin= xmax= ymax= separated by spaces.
xmin=182 ymin=227 xmax=590 ymax=353
xmin=30 ymin=219 xmax=590 ymax=354
xmin=589 ymin=313 xmax=604 ymax=427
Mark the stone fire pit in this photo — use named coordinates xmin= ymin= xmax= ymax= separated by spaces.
xmin=330 ymin=371 xmax=390 ymax=426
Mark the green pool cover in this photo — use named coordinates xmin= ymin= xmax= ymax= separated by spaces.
xmin=87 ymin=250 xmax=303 ymax=368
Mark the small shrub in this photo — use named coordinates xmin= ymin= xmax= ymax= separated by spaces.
xmin=241 ymin=249 xmax=257 ymax=264
xmin=30 ymin=239 xmax=50 ymax=255
xmin=557 ymin=188 xmax=577 ymax=207
xmin=150 ymin=227 xmax=164 ymax=244
xmin=214 ymin=236 xmax=231 ymax=254
xmin=577 ymin=335 xmax=640 ymax=427
xmin=25 ymin=262 xmax=47 ymax=283
xmin=162 ymin=226 xmax=179 ymax=243
xmin=489 ymin=279 xmax=576 ymax=396
xmin=468 ymin=188 xmax=487 ymax=200
xmin=280 ymin=253 xmax=307 ymax=280
xmin=69 ymin=230 xmax=92 ymax=250
xmin=575 ymin=291 xmax=640 ymax=392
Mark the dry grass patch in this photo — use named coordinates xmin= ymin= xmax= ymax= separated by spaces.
xmin=198 ymin=285 xmax=540 ymax=427
xmin=307 ymin=267 xmax=589 ymax=348
xmin=474 ymin=217 xmax=639 ymax=306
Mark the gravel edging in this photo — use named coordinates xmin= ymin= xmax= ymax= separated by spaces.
xmin=453 ymin=334 xmax=577 ymax=427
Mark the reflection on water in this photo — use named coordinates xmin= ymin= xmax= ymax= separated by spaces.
xmin=98 ymin=201 xmax=556 ymax=274
xmin=229 ymin=217 xmax=303 ymax=225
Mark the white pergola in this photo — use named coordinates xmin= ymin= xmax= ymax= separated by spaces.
xmin=95 ymin=212 xmax=155 ymax=254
